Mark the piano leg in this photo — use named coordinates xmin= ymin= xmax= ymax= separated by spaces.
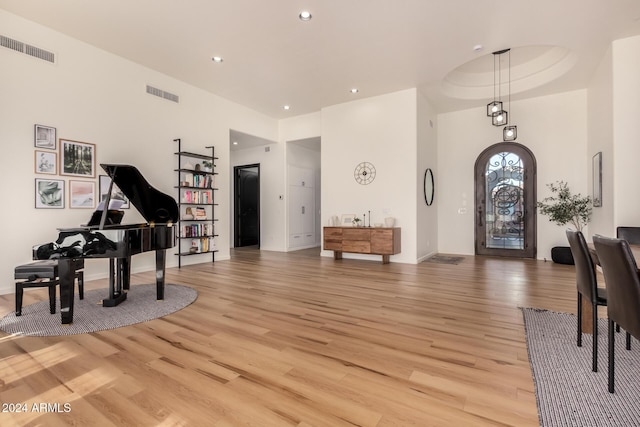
xmin=102 ymin=258 xmax=127 ymax=307
xmin=156 ymin=249 xmax=166 ymax=300
xmin=122 ymin=256 xmax=131 ymax=291
xmin=58 ymin=258 xmax=79 ymax=324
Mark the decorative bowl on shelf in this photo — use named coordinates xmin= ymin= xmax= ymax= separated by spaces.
xmin=374 ymin=223 xmax=383 ymax=227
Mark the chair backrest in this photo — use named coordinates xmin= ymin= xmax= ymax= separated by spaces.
xmin=593 ymin=235 xmax=640 ymax=339
xmin=616 ymin=226 xmax=640 ymax=245
xmin=566 ymin=229 xmax=598 ymax=302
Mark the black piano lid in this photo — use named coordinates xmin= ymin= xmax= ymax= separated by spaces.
xmin=101 ymin=164 xmax=179 ymax=224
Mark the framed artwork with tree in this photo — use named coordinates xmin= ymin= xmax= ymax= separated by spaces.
xmin=60 ymin=139 xmax=96 ymax=178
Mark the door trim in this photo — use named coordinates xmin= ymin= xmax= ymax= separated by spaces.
xmin=234 ymin=164 xmax=260 ymax=248
xmin=474 ymin=142 xmax=537 ymax=258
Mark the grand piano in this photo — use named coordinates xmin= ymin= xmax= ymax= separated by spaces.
xmin=34 ymin=164 xmax=178 ymax=324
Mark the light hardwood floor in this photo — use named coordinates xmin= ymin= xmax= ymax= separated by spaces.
xmin=0 ymin=249 xmax=583 ymax=426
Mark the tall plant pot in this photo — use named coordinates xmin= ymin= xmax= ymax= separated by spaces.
xmin=551 ymin=246 xmax=574 ymax=265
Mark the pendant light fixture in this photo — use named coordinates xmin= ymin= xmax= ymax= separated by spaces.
xmin=492 ymin=109 xmax=508 ymax=127
xmin=487 ymin=50 xmax=505 ymax=122
xmin=486 ymin=51 xmax=502 ymax=117
xmin=486 ymin=48 xmax=518 ymax=140
xmin=489 ymin=48 xmax=510 ymax=127
xmin=503 ymin=125 xmax=517 ymax=141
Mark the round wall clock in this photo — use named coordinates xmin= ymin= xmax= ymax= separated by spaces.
xmin=354 ymin=162 xmax=376 ymax=185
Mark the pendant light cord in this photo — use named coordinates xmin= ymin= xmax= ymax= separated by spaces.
xmin=493 ymin=54 xmax=497 ymax=103
xmin=508 ymin=49 xmax=511 ymax=117
xmin=498 ymin=53 xmax=501 ymax=104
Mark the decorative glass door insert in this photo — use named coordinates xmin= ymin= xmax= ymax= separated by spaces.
xmin=485 ymin=152 xmax=524 ymax=250
xmin=475 ymin=143 xmax=536 ymax=258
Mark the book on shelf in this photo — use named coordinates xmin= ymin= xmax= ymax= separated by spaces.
xmin=181 ymin=173 xmax=213 ymax=188
xmin=195 ymin=206 xmax=207 ymax=220
xmin=181 ymin=223 xmax=213 ymax=237
xmin=182 ymin=190 xmax=211 ymax=204
xmin=192 ymin=174 xmax=211 ymax=188
xmin=190 ymin=237 xmax=215 ymax=253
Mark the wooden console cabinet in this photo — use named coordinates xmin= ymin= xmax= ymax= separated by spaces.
xmin=323 ymin=226 xmax=401 ymax=264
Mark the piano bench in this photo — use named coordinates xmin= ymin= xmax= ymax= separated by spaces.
xmin=14 ymin=260 xmax=84 ymax=316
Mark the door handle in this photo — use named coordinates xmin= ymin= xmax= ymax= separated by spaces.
xmin=302 ymin=206 xmax=305 ymax=214
xmin=478 ymin=206 xmax=483 ymax=226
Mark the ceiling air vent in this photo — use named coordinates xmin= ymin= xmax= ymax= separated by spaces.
xmin=1 ymin=35 xmax=56 ymax=63
xmin=146 ymin=85 xmax=179 ymax=103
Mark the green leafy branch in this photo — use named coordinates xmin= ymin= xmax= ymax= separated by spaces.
xmin=537 ymin=181 xmax=592 ymax=232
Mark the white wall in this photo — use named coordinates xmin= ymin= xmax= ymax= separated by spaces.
xmin=584 ymin=35 xmax=640 ymax=240
xmin=437 ymin=90 xmax=588 ymax=259
xmin=279 ymin=112 xmax=322 ymax=143
xmin=287 ymin=141 xmax=321 ymax=248
xmin=321 ymin=89 xmax=418 ymax=263
xmin=229 ymin=141 xmax=283 ymax=251
xmin=416 ymin=92 xmax=438 ymax=260
xmin=612 ymin=35 xmax=640 ymax=229
xmin=228 ymin=113 xmax=323 ymax=253
xmin=587 ymin=46 xmax=614 ymax=238
xmin=280 ymin=112 xmax=322 ymax=250
xmin=0 ymin=10 xmax=277 ymax=294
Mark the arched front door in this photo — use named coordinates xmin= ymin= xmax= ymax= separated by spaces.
xmin=474 ymin=142 xmax=537 ymax=258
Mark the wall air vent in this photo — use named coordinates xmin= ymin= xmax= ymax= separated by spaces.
xmin=1 ymin=35 xmax=56 ymax=63
xmin=146 ymin=85 xmax=179 ymax=103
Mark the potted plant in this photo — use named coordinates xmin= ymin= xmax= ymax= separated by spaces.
xmin=537 ymin=181 xmax=593 ymax=264
xmin=202 ymin=160 xmax=213 ymax=172
xmin=352 ymin=217 xmax=362 ymax=227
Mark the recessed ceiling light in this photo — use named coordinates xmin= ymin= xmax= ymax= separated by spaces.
xmin=212 ymin=56 xmax=223 ymax=63
xmin=473 ymin=44 xmax=483 ymax=52
xmin=299 ymin=11 xmax=312 ymax=21
xmin=232 ymin=141 xmax=238 ymax=145
xmin=283 ymin=105 xmax=290 ymax=110
xmin=350 ymin=88 xmax=359 ymax=94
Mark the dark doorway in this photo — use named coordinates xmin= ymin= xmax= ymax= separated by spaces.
xmin=474 ymin=142 xmax=537 ymax=258
xmin=234 ymin=164 xmax=260 ymax=247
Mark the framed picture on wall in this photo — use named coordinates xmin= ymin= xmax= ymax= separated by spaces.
xmin=341 ymin=214 xmax=356 ymax=227
xmin=98 ymin=174 xmax=130 ymax=209
xmin=592 ymin=152 xmax=602 ymax=207
xmin=34 ymin=124 xmax=56 ymax=149
xmin=69 ymin=180 xmax=96 ymax=209
xmin=60 ymin=139 xmax=96 ymax=178
xmin=35 ymin=178 xmax=64 ymax=209
xmin=34 ymin=150 xmax=57 ymax=175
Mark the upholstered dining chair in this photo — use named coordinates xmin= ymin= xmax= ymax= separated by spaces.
xmin=616 ymin=226 xmax=640 ymax=245
xmin=566 ymin=229 xmax=608 ymax=372
xmin=592 ymin=235 xmax=640 ymax=393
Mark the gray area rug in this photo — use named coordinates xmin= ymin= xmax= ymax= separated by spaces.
xmin=425 ymin=255 xmax=464 ymax=265
xmin=522 ymin=307 xmax=640 ymax=426
xmin=0 ymin=284 xmax=197 ymax=337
